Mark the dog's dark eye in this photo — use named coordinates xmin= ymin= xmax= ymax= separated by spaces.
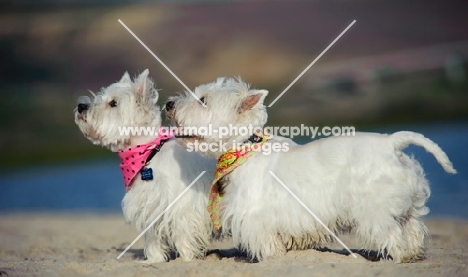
xmin=199 ymin=97 xmax=206 ymax=105
xmin=109 ymin=100 xmax=117 ymax=107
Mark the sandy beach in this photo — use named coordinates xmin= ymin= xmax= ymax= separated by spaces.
xmin=0 ymin=213 xmax=466 ymax=277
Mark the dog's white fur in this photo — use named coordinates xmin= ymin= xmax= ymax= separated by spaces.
xmin=166 ymin=77 xmax=457 ymax=263
xmin=74 ymin=70 xmax=215 ymax=262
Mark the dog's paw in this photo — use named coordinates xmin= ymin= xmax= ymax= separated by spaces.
xmin=137 ymin=253 xmax=169 ymax=264
xmin=136 ymin=257 xmax=167 ymax=264
xmin=135 ymin=259 xmax=152 ymax=264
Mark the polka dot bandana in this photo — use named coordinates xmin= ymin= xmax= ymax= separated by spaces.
xmin=117 ymin=127 xmax=174 ymax=190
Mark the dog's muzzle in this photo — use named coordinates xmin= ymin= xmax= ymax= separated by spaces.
xmin=76 ymin=96 xmax=91 ymax=114
xmin=77 ymin=103 xmax=89 ymax=114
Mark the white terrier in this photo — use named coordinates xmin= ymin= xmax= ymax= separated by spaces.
xmin=74 ymin=70 xmax=215 ymax=262
xmin=165 ymin=77 xmax=457 ymax=263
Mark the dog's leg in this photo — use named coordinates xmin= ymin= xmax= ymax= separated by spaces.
xmin=354 ymin=210 xmax=408 ymax=263
xmin=174 ymin=238 xmax=206 ymax=261
xmin=399 ymin=215 xmax=427 ymax=262
xmin=143 ymin=232 xmax=170 ymax=263
xmin=234 ymin=221 xmax=287 ymax=261
xmin=395 ymin=156 xmax=430 ymax=262
xmin=381 ymin=214 xmax=429 ymax=263
xmin=357 ymin=212 xmax=426 ymax=263
xmin=173 ymin=223 xmax=209 ymax=261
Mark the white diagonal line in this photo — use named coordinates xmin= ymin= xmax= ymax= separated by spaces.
xmin=118 ymin=19 xmax=206 ymax=107
xmin=268 ymin=171 xmax=357 ymax=258
xmin=268 ymin=20 xmax=356 ymax=107
xmin=117 ymin=171 xmax=206 ymax=259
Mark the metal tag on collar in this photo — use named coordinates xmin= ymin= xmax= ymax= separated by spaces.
xmin=140 ymin=167 xmax=153 ymax=181
xmin=247 ymin=133 xmax=263 ymax=143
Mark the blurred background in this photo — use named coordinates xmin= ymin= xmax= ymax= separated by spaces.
xmin=0 ymin=0 xmax=467 ymax=217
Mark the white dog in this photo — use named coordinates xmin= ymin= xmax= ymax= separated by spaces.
xmin=165 ymin=77 xmax=456 ymax=263
xmin=74 ymin=70 xmax=215 ymax=262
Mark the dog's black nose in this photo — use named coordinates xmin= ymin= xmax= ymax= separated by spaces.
xmin=77 ymin=103 xmax=89 ymax=114
xmin=165 ymin=101 xmax=175 ymax=111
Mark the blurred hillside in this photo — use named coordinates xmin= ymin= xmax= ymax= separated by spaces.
xmin=1 ymin=0 xmax=468 ymax=167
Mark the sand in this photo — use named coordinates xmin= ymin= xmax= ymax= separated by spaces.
xmin=0 ymin=213 xmax=467 ymax=277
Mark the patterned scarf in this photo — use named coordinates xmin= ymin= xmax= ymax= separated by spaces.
xmin=118 ymin=127 xmax=174 ymax=190
xmin=207 ymin=131 xmax=271 ymax=229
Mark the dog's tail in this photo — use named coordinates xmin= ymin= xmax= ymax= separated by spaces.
xmin=391 ymin=131 xmax=457 ymax=174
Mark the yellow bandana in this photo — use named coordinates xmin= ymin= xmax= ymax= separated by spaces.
xmin=207 ymin=131 xmax=271 ymax=229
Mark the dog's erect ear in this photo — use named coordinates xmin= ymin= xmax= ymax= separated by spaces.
xmin=135 ymin=69 xmax=150 ymax=96
xmin=119 ymin=72 xmax=131 ymax=84
xmin=134 ymin=69 xmax=159 ymax=105
xmin=238 ymin=89 xmax=269 ymax=113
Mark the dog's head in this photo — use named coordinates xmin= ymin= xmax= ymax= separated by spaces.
xmin=74 ymin=69 xmax=162 ymax=152
xmin=165 ymin=77 xmax=268 ymax=157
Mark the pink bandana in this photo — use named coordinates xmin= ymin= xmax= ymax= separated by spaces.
xmin=118 ymin=127 xmax=174 ymax=190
